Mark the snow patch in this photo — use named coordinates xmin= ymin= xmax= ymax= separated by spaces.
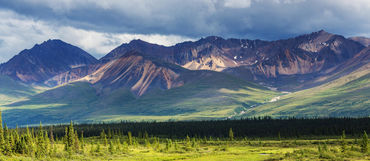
xmin=269 ymin=96 xmax=281 ymax=102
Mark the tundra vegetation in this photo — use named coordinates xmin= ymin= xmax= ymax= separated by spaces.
xmin=0 ymin=113 xmax=368 ymax=161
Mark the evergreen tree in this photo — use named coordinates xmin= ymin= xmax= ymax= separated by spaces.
xmin=20 ymin=137 xmax=27 ymax=154
xmin=80 ymin=131 xmax=85 ymax=153
xmin=49 ymin=126 xmax=55 ymax=145
xmin=44 ymin=131 xmax=50 ymax=155
xmin=340 ymin=130 xmax=346 ymax=153
xmin=64 ymin=121 xmax=76 ymax=153
xmin=108 ymin=141 xmax=114 ymax=154
xmin=186 ymin=135 xmax=191 ymax=147
xmin=108 ymin=128 xmax=112 ymax=139
xmin=0 ymin=111 xmax=4 ymax=153
xmin=89 ymin=143 xmax=94 ymax=155
xmin=144 ymin=131 xmax=149 ymax=140
xmin=25 ymin=126 xmax=33 ymax=155
xmin=145 ymin=138 xmax=151 ymax=148
xmin=74 ymin=131 xmax=80 ymax=152
xmin=164 ymin=139 xmax=171 ymax=152
xmin=68 ymin=121 xmax=75 ymax=151
xmin=229 ymin=128 xmax=234 ymax=141
xmin=191 ymin=138 xmax=197 ymax=149
xmin=64 ymin=127 xmax=70 ymax=152
xmin=96 ymin=143 xmax=101 ymax=153
xmin=361 ymin=131 xmax=368 ymax=153
xmin=3 ymin=123 xmax=12 ymax=155
xmin=128 ymin=131 xmax=133 ymax=146
xmin=278 ymin=132 xmax=281 ymax=141
xmin=100 ymin=130 xmax=108 ymax=146
xmin=35 ymin=122 xmax=47 ymax=158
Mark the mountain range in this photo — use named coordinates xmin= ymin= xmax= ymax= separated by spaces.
xmin=0 ymin=30 xmax=369 ymax=126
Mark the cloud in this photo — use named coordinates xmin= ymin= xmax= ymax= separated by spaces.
xmin=0 ymin=0 xmax=369 ymax=39
xmin=0 ymin=9 xmax=193 ymax=63
xmin=224 ymin=0 xmax=251 ymax=8
xmin=0 ymin=0 xmax=369 ymax=62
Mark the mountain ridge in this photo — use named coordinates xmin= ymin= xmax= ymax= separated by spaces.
xmin=0 ymin=39 xmax=98 ymax=84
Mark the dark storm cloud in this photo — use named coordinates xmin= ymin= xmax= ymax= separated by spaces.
xmin=0 ymin=0 xmax=369 ymax=40
xmin=0 ymin=0 xmax=369 ymax=63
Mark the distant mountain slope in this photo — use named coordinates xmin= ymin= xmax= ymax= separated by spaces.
xmin=1 ymin=30 xmax=369 ymax=126
xmin=84 ymin=51 xmax=186 ymax=96
xmin=0 ymin=75 xmax=48 ymax=106
xmin=99 ymin=30 xmax=365 ymax=91
xmin=0 ymin=39 xmax=98 ymax=84
xmin=240 ymin=54 xmax=370 ymax=118
xmin=350 ymin=36 xmax=370 ymax=47
xmin=3 ymin=67 xmax=279 ymax=126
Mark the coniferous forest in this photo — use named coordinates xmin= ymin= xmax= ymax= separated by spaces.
xmin=1 ymin=111 xmax=369 ymax=160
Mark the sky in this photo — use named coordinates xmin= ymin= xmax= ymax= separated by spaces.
xmin=0 ymin=0 xmax=369 ymax=63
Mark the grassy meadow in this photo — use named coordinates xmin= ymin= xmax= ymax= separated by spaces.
xmin=0 ymin=118 xmax=368 ymax=161
xmin=1 ymin=134 xmax=369 ymax=161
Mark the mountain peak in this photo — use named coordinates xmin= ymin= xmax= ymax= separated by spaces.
xmin=0 ymin=39 xmax=97 ymax=83
xmin=317 ymin=29 xmax=327 ymax=34
xmin=129 ymin=39 xmax=147 ymax=44
xmin=38 ymin=39 xmax=67 ymax=46
xmin=200 ymin=36 xmax=224 ymax=42
xmin=306 ymin=29 xmax=333 ymax=37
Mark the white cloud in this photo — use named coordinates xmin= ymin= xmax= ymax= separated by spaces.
xmin=0 ymin=9 xmax=194 ymax=63
xmin=0 ymin=0 xmax=370 ymax=63
xmin=224 ymin=0 xmax=251 ymax=8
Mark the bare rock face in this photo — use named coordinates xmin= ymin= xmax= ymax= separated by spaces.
xmin=0 ymin=39 xmax=98 ymax=84
xmin=99 ymin=30 xmax=364 ymax=88
xmin=246 ymin=30 xmax=363 ymax=78
xmin=0 ymin=30 xmax=365 ymax=93
xmin=84 ymin=51 xmax=185 ymax=96
xmin=44 ymin=64 xmax=100 ymax=86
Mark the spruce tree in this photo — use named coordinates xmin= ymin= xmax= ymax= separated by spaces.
xmin=64 ymin=127 xmax=69 ymax=152
xmin=100 ymin=130 xmax=108 ymax=146
xmin=89 ymin=143 xmax=94 ymax=155
xmin=68 ymin=121 xmax=75 ymax=152
xmin=186 ymin=135 xmax=191 ymax=147
xmin=145 ymin=138 xmax=151 ymax=148
xmin=74 ymin=131 xmax=80 ymax=152
xmin=340 ymin=130 xmax=346 ymax=153
xmin=3 ymin=123 xmax=12 ymax=155
xmin=278 ymin=132 xmax=281 ymax=141
xmin=0 ymin=111 xmax=3 ymax=153
xmin=361 ymin=131 xmax=368 ymax=153
xmin=25 ymin=126 xmax=33 ymax=155
xmin=64 ymin=121 xmax=76 ymax=153
xmin=229 ymin=128 xmax=234 ymax=141
xmin=36 ymin=122 xmax=47 ymax=158
xmin=108 ymin=141 xmax=114 ymax=154
xmin=49 ymin=126 xmax=55 ymax=145
xmin=44 ymin=131 xmax=49 ymax=155
xmin=128 ymin=131 xmax=133 ymax=146
xmin=80 ymin=131 xmax=85 ymax=153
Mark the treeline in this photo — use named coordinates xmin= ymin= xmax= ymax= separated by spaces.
xmin=35 ymin=117 xmax=370 ymax=139
xmin=0 ymin=112 xmax=84 ymax=157
xmin=0 ymin=112 xmax=369 ymax=158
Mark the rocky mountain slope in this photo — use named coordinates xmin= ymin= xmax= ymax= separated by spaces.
xmin=0 ymin=39 xmax=98 ymax=84
xmin=350 ymin=36 xmax=370 ymax=47
xmin=98 ymin=30 xmax=365 ymax=91
xmin=0 ymin=30 xmax=369 ymax=126
xmin=84 ymin=51 xmax=186 ymax=96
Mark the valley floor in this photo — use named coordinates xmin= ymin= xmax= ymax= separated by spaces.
xmin=1 ymin=139 xmax=369 ymax=161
